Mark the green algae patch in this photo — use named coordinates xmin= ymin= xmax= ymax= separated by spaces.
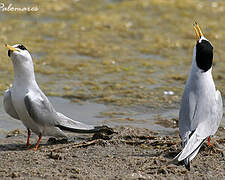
xmin=0 ymin=0 xmax=224 ymax=107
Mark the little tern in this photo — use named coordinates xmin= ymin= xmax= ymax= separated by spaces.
xmin=173 ymin=23 xmax=223 ymax=170
xmin=4 ymin=44 xmax=113 ymax=150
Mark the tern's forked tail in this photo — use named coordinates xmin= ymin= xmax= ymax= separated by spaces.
xmin=56 ymin=112 xmax=114 ymax=135
xmin=170 ymin=132 xmax=206 ymax=170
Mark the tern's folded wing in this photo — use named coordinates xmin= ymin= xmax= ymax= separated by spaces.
xmin=210 ymin=90 xmax=223 ymax=135
xmin=56 ymin=112 xmax=114 ymax=134
xmin=177 ymin=131 xmax=205 ymax=162
xmin=56 ymin=112 xmax=95 ymax=132
xmin=179 ymin=88 xmax=197 ymax=140
xmin=24 ymin=93 xmax=58 ymax=126
xmin=3 ymin=89 xmax=20 ymax=120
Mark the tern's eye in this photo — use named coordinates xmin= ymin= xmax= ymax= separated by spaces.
xmin=17 ymin=45 xmax=27 ymax=50
xmin=8 ymin=50 xmax=11 ymax=57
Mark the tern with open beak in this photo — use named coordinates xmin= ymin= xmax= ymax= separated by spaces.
xmin=4 ymin=44 xmax=113 ymax=150
xmin=173 ymin=23 xmax=223 ymax=170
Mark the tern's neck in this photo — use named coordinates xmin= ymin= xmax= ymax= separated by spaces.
xmin=188 ymin=57 xmax=215 ymax=92
xmin=190 ymin=59 xmax=212 ymax=74
xmin=13 ymin=61 xmax=37 ymax=87
xmin=190 ymin=56 xmax=212 ymax=78
xmin=190 ymin=47 xmax=213 ymax=79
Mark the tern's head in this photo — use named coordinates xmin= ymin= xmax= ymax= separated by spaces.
xmin=6 ymin=44 xmax=35 ymax=80
xmin=6 ymin=44 xmax=32 ymax=65
xmin=193 ymin=22 xmax=213 ymax=72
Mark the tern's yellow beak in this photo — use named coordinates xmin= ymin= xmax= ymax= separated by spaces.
xmin=5 ymin=44 xmax=19 ymax=51
xmin=193 ymin=22 xmax=204 ymax=41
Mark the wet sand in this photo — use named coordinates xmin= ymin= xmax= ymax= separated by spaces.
xmin=0 ymin=127 xmax=224 ymax=179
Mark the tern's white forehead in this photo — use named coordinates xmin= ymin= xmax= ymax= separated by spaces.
xmin=12 ymin=44 xmax=21 ymax=48
xmin=198 ymin=36 xmax=213 ymax=47
xmin=199 ymin=36 xmax=208 ymax=43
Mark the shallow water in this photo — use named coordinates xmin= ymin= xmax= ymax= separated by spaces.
xmin=0 ymin=96 xmax=106 ymax=138
xmin=1 ymin=95 xmax=224 ymax=138
xmin=0 ymin=96 xmax=181 ymax=138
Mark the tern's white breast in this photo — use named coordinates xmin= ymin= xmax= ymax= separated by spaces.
xmin=11 ymin=85 xmax=42 ymax=135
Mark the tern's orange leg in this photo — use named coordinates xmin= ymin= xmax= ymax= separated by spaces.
xmin=26 ymin=129 xmax=31 ymax=147
xmin=208 ymin=136 xmax=211 ymax=147
xmin=33 ymin=134 xmax=42 ymax=151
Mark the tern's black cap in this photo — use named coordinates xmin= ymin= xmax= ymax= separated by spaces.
xmin=17 ymin=44 xmax=27 ymax=50
xmin=196 ymin=39 xmax=213 ymax=72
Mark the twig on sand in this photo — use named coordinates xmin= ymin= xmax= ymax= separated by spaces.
xmin=49 ymin=139 xmax=101 ymax=152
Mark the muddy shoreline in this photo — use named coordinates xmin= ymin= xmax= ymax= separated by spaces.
xmin=0 ymin=127 xmax=224 ymax=179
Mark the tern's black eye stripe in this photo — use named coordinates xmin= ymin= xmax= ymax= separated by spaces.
xmin=8 ymin=50 xmax=11 ymax=57
xmin=17 ymin=45 xmax=27 ymax=50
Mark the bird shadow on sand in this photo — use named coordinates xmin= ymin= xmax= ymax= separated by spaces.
xmin=0 ymin=142 xmax=67 ymax=152
xmin=162 ymin=142 xmax=224 ymax=169
xmin=0 ymin=136 xmax=87 ymax=152
xmin=0 ymin=143 xmax=29 ymax=152
xmin=0 ymin=131 xmax=111 ymax=152
xmin=164 ymin=150 xmax=180 ymax=160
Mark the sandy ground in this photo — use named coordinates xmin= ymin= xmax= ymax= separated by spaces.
xmin=0 ymin=127 xmax=224 ymax=180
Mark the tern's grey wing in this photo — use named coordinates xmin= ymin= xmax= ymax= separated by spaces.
xmin=56 ymin=112 xmax=114 ymax=134
xmin=3 ymin=89 xmax=20 ymax=120
xmin=190 ymin=89 xmax=223 ymax=138
xmin=173 ymin=131 xmax=205 ymax=162
xmin=210 ymin=90 xmax=223 ymax=134
xmin=24 ymin=93 xmax=59 ymax=126
xmin=178 ymin=87 xmax=197 ymax=140
xmin=56 ymin=112 xmax=94 ymax=131
xmin=24 ymin=92 xmax=113 ymax=134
